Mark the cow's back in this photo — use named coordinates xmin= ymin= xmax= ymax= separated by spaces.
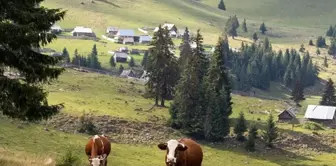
xmin=85 ymin=135 xmax=111 ymax=157
xmin=180 ymin=138 xmax=203 ymax=166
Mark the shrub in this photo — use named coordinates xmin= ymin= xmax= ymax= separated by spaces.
xmin=56 ymin=147 xmax=81 ymax=166
xmin=78 ymin=112 xmax=98 ymax=135
xmin=302 ymin=121 xmax=324 ymax=131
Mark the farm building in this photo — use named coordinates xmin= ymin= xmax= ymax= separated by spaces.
xmin=120 ymin=69 xmax=137 ymax=78
xmin=50 ymin=25 xmax=63 ymax=34
xmin=116 ymin=29 xmax=135 ymax=39
xmin=154 ymin=23 xmax=178 ymax=37
xmin=123 ymin=37 xmax=134 ymax=45
xmin=119 ymin=47 xmax=128 ymax=53
xmin=278 ymin=107 xmax=297 ymax=122
xmin=106 ymin=26 xmax=118 ymax=35
xmin=113 ymin=52 xmax=130 ymax=63
xmin=71 ymin=26 xmax=96 ymax=38
xmin=304 ymin=105 xmax=336 ymax=124
xmin=139 ymin=35 xmax=152 ymax=44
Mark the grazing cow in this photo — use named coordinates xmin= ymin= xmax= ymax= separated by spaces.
xmin=85 ymin=135 xmax=111 ymax=166
xmin=158 ymin=138 xmax=203 ymax=166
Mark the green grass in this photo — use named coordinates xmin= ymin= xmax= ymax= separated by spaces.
xmin=0 ymin=118 xmax=335 ymax=166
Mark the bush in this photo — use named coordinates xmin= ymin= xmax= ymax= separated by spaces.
xmin=302 ymin=121 xmax=324 ymax=131
xmin=78 ymin=113 xmax=98 ymax=135
xmin=56 ymin=147 xmax=81 ymax=166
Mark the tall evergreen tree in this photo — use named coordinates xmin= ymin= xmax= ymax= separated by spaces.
xmin=299 ymin=44 xmax=305 ymax=52
xmin=0 ymin=0 xmax=66 ymax=121
xmin=326 ymin=25 xmax=334 ymax=37
xmin=324 ymin=56 xmax=328 ymax=68
xmin=128 ymin=57 xmax=135 ymax=68
xmin=242 ymin=18 xmax=248 ymax=32
xmin=259 ymin=22 xmax=267 ymax=34
xmin=179 ymin=27 xmax=192 ymax=67
xmin=291 ymin=80 xmax=305 ymax=106
xmin=234 ymin=112 xmax=248 ymax=141
xmin=218 ymin=0 xmax=226 ymax=11
xmin=88 ymin=44 xmax=101 ymax=69
xmin=62 ymin=47 xmax=70 ymax=64
xmin=225 ymin=16 xmax=239 ymax=39
xmin=320 ymin=78 xmax=336 ymax=106
xmin=328 ymin=38 xmax=336 ymax=56
xmin=262 ymin=114 xmax=278 ymax=148
xmin=204 ymin=36 xmax=232 ymax=141
xmin=316 ymin=36 xmax=326 ymax=48
xmin=146 ymin=25 xmax=179 ymax=107
xmin=245 ymin=124 xmax=258 ymax=152
xmin=109 ymin=55 xmax=116 ymax=68
xmin=252 ymin=32 xmax=258 ymax=42
xmin=141 ymin=51 xmax=149 ymax=70
xmin=309 ymin=39 xmax=314 ymax=46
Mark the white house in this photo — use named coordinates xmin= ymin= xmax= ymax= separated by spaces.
xmin=71 ymin=26 xmax=96 ymax=37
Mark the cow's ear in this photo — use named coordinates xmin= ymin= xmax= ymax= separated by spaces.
xmin=177 ymin=143 xmax=188 ymax=151
xmin=158 ymin=143 xmax=167 ymax=150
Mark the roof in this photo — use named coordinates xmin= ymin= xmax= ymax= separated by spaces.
xmin=154 ymin=23 xmax=176 ymax=32
xmin=123 ymin=37 xmax=134 ymax=42
xmin=51 ymin=25 xmax=62 ymax=30
xmin=120 ymin=70 xmax=135 ymax=77
xmin=117 ymin=29 xmax=135 ymax=36
xmin=278 ymin=108 xmax=296 ymax=118
xmin=304 ymin=105 xmax=336 ymax=120
xmin=113 ymin=52 xmax=128 ymax=58
xmin=72 ymin=26 xmax=93 ymax=33
xmin=139 ymin=35 xmax=152 ymax=41
xmin=107 ymin=26 xmax=118 ymax=31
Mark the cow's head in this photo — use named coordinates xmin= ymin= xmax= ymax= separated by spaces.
xmin=88 ymin=154 xmax=106 ymax=166
xmin=158 ymin=139 xmax=188 ymax=165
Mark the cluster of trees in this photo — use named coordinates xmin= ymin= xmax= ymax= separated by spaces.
xmin=326 ymin=25 xmax=336 ymax=37
xmin=62 ymin=45 xmax=101 ymax=69
xmin=231 ymin=38 xmax=319 ymax=91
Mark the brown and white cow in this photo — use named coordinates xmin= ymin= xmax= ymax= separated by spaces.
xmin=158 ymin=138 xmax=203 ymax=166
xmin=85 ymin=135 xmax=111 ymax=166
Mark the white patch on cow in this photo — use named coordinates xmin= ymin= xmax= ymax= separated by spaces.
xmin=93 ymin=135 xmax=100 ymax=142
xmin=166 ymin=139 xmax=179 ymax=163
xmin=91 ymin=158 xmax=101 ymax=166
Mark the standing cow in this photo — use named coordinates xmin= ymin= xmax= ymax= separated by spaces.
xmin=85 ymin=135 xmax=111 ymax=166
xmin=158 ymin=138 xmax=203 ymax=166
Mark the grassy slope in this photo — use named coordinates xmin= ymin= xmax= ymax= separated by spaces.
xmin=0 ymin=118 xmax=335 ymax=166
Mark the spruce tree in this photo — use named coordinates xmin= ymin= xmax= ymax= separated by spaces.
xmin=299 ymin=44 xmax=305 ymax=52
xmin=204 ymin=36 xmax=232 ymax=141
xmin=234 ymin=112 xmax=248 ymax=141
xmin=225 ymin=16 xmax=239 ymax=39
xmin=316 ymin=36 xmax=326 ymax=48
xmin=242 ymin=18 xmax=248 ymax=32
xmin=146 ymin=25 xmax=179 ymax=106
xmin=88 ymin=44 xmax=101 ymax=69
xmin=109 ymin=55 xmax=116 ymax=68
xmin=290 ymin=80 xmax=305 ymax=106
xmin=252 ymin=32 xmax=258 ymax=42
xmin=245 ymin=124 xmax=258 ymax=152
xmin=259 ymin=22 xmax=267 ymax=34
xmin=141 ymin=51 xmax=149 ymax=70
xmin=326 ymin=25 xmax=334 ymax=37
xmin=262 ymin=114 xmax=278 ymax=148
xmin=320 ymin=78 xmax=336 ymax=106
xmin=316 ymin=48 xmax=321 ymax=55
xmin=0 ymin=0 xmax=66 ymax=121
xmin=179 ymin=27 xmax=192 ymax=67
xmin=218 ymin=0 xmax=226 ymax=11
xmin=309 ymin=39 xmax=314 ymax=46
xmin=62 ymin=47 xmax=70 ymax=64
xmin=128 ymin=57 xmax=135 ymax=68
xmin=324 ymin=56 xmax=328 ymax=68
xmin=328 ymin=39 xmax=336 ymax=56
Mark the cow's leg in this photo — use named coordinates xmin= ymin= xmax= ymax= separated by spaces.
xmin=104 ymin=160 xmax=107 ymax=166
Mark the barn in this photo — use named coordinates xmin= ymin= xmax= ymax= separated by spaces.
xmin=304 ymin=105 xmax=336 ymax=124
xmin=278 ymin=107 xmax=297 ymax=122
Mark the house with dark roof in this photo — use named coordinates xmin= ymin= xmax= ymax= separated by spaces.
xmin=154 ymin=23 xmax=178 ymax=37
xmin=304 ymin=105 xmax=336 ymax=124
xmin=71 ymin=26 xmax=96 ymax=38
xmin=50 ymin=25 xmax=63 ymax=34
xmin=278 ymin=107 xmax=297 ymax=122
xmin=106 ymin=26 xmax=118 ymax=35
xmin=113 ymin=52 xmax=130 ymax=63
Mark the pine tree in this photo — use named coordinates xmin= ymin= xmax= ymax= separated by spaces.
xmin=109 ymin=55 xmax=116 ymax=68
xmin=316 ymin=36 xmax=326 ymax=48
xmin=320 ymin=78 xmax=336 ymax=106
xmin=290 ymin=80 xmax=305 ymax=106
xmin=259 ymin=22 xmax=267 ymax=35
xmin=262 ymin=114 xmax=278 ymax=148
xmin=141 ymin=51 xmax=149 ymax=70
xmin=316 ymin=48 xmax=321 ymax=55
xmin=128 ymin=57 xmax=135 ymax=68
xmin=326 ymin=25 xmax=334 ymax=37
xmin=119 ymin=64 xmax=124 ymax=74
xmin=204 ymin=36 xmax=232 ymax=141
xmin=179 ymin=27 xmax=192 ymax=67
xmin=234 ymin=112 xmax=248 ymax=141
xmin=299 ymin=44 xmax=305 ymax=52
xmin=218 ymin=0 xmax=226 ymax=11
xmin=263 ymin=37 xmax=271 ymax=51
xmin=242 ymin=18 xmax=248 ymax=32
xmin=309 ymin=39 xmax=314 ymax=46
xmin=324 ymin=56 xmax=328 ymax=68
xmin=0 ymin=0 xmax=66 ymax=121
xmin=252 ymin=32 xmax=258 ymax=42
xmin=71 ymin=49 xmax=80 ymax=65
xmin=328 ymin=39 xmax=336 ymax=56
xmin=245 ymin=124 xmax=258 ymax=152
xmin=88 ymin=44 xmax=101 ymax=69
xmin=225 ymin=16 xmax=239 ymax=39
xmin=146 ymin=25 xmax=179 ymax=106
xmin=62 ymin=47 xmax=70 ymax=64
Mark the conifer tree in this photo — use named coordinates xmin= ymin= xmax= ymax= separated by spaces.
xmin=218 ymin=0 xmax=226 ymax=11
xmin=259 ymin=22 xmax=267 ymax=34
xmin=299 ymin=44 xmax=305 ymax=52
xmin=62 ymin=47 xmax=70 ymax=64
xmin=324 ymin=56 xmax=328 ymax=68
xmin=291 ymin=80 xmax=305 ymax=106
xmin=326 ymin=25 xmax=334 ymax=37
xmin=320 ymin=78 xmax=336 ymax=106
xmin=316 ymin=36 xmax=326 ymax=48
xmin=0 ymin=0 xmax=66 ymax=121
xmin=128 ymin=57 xmax=135 ymax=68
xmin=245 ymin=124 xmax=258 ymax=152
xmin=316 ymin=48 xmax=321 ymax=55
xmin=234 ymin=112 xmax=248 ymax=141
xmin=225 ymin=16 xmax=239 ymax=39
xmin=252 ymin=32 xmax=258 ymax=42
xmin=204 ymin=36 xmax=232 ymax=141
xmin=109 ymin=55 xmax=116 ymax=68
xmin=146 ymin=25 xmax=179 ymax=106
xmin=179 ymin=27 xmax=192 ymax=67
xmin=328 ymin=39 xmax=336 ymax=56
xmin=242 ymin=18 xmax=248 ymax=32
xmin=88 ymin=44 xmax=101 ymax=69
xmin=309 ymin=39 xmax=314 ymax=46
xmin=141 ymin=51 xmax=149 ymax=70
xmin=262 ymin=114 xmax=278 ymax=148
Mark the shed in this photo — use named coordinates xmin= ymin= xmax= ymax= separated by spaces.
xmin=304 ymin=105 xmax=336 ymax=123
xmin=139 ymin=35 xmax=152 ymax=44
xmin=113 ymin=52 xmax=130 ymax=63
xmin=123 ymin=37 xmax=134 ymax=45
xmin=120 ymin=69 xmax=137 ymax=78
xmin=278 ymin=108 xmax=296 ymax=122
xmin=106 ymin=26 xmax=118 ymax=35
xmin=71 ymin=26 xmax=96 ymax=38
